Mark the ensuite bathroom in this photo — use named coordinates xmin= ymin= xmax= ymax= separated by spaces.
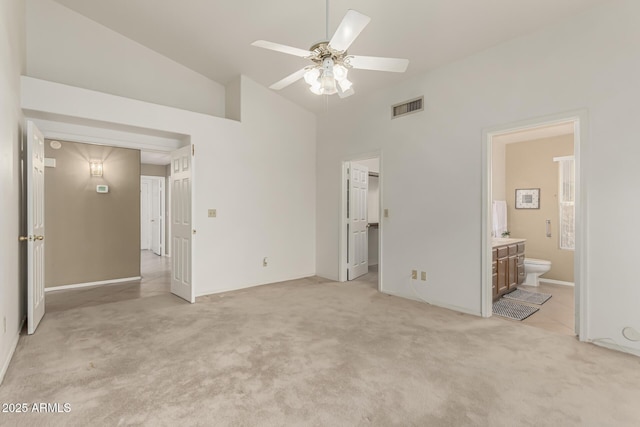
xmin=490 ymin=122 xmax=575 ymax=334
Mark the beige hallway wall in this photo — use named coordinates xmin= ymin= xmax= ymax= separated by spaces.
xmin=45 ymin=140 xmax=140 ymax=287
xmin=140 ymin=163 xmax=167 ymax=177
xmin=506 ymin=134 xmax=574 ymax=282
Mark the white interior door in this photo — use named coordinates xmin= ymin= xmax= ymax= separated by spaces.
xmin=348 ymin=162 xmax=369 ymax=280
xmin=26 ymin=121 xmax=46 ymax=334
xmin=150 ymin=178 xmax=162 ymax=255
xmin=140 ymin=179 xmax=150 ymax=250
xmin=170 ymin=145 xmax=193 ymax=302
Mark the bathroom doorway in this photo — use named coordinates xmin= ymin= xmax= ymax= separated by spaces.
xmin=482 ymin=112 xmax=586 ymax=339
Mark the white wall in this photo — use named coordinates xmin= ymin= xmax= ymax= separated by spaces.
xmin=355 ymin=158 xmax=380 ymax=174
xmin=195 ymin=76 xmax=316 ymax=293
xmin=26 ymin=0 xmax=225 ymax=117
xmin=0 ymin=0 xmax=25 ymax=383
xmin=317 ymin=0 xmax=640 ymax=351
xmin=491 ymin=140 xmax=506 ymax=202
xmin=22 ymin=74 xmax=316 ymax=299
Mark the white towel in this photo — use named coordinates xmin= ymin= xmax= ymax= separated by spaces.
xmin=492 ymin=201 xmax=508 ymax=237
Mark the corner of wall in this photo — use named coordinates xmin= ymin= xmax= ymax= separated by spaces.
xmin=225 ymin=76 xmax=241 ymax=122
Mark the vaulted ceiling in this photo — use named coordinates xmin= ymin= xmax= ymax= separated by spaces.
xmin=52 ymin=0 xmax=607 ymax=114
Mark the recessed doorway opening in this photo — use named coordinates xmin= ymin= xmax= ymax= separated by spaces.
xmin=340 ymin=155 xmax=382 ymax=291
xmin=482 ymin=111 xmax=587 ymax=340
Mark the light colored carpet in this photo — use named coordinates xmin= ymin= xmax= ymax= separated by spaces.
xmin=1 ymin=275 xmax=639 ymax=426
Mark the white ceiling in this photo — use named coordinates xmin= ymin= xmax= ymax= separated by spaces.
xmin=52 ymin=0 xmax=607 ymax=114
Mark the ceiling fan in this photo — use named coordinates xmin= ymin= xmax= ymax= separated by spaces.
xmin=251 ymin=1 xmax=409 ymax=98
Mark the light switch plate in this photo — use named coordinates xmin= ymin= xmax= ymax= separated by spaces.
xmin=411 ymin=270 xmax=417 ymax=280
xmin=421 ymin=271 xmax=427 ymax=281
xmin=208 ymin=209 xmax=217 ymax=218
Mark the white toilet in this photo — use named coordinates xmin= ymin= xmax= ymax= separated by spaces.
xmin=523 ymin=258 xmax=551 ymax=286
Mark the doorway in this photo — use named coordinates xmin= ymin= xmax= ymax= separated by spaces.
xmin=482 ymin=112 xmax=587 ymax=340
xmin=28 ymin=129 xmax=193 ymax=333
xmin=140 ymin=175 xmax=165 ymax=256
xmin=340 ymin=155 xmax=382 ymax=291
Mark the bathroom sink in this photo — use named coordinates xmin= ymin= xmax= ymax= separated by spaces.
xmin=492 ymin=237 xmax=526 ymax=247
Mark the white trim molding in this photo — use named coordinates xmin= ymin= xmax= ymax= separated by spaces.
xmin=45 ymin=276 xmax=142 ymax=292
xmin=539 ymin=279 xmax=575 ymax=287
xmin=1 ymin=317 xmax=25 ymax=385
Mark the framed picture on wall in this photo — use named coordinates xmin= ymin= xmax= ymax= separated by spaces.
xmin=515 ymin=188 xmax=540 ymax=209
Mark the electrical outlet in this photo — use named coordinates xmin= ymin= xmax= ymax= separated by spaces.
xmin=263 ymin=257 xmax=268 ymax=267
xmin=421 ymin=271 xmax=427 ymax=281
xmin=411 ymin=270 xmax=417 ymax=280
xmin=208 ymin=209 xmax=217 ymax=218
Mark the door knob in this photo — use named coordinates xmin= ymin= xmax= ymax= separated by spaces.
xmin=35 ymin=235 xmax=44 ymax=240
xmin=19 ymin=235 xmax=31 ymax=242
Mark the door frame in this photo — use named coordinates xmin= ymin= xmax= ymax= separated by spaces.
xmin=481 ymin=110 xmax=588 ymax=341
xmin=140 ymin=175 xmax=166 ymax=255
xmin=25 ymin=118 xmax=189 ymax=296
xmin=339 ymin=151 xmax=383 ymax=292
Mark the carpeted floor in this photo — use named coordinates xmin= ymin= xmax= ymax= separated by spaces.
xmin=1 ymin=273 xmax=639 ymax=426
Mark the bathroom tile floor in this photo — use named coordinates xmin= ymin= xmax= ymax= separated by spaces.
xmin=506 ymin=282 xmax=575 ymax=336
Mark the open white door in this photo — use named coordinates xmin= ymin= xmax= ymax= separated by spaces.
xmin=25 ymin=121 xmax=46 ymax=334
xmin=140 ymin=179 xmax=150 ymax=250
xmin=348 ymin=162 xmax=369 ymax=280
xmin=150 ymin=178 xmax=162 ymax=255
xmin=170 ymin=145 xmax=194 ymax=302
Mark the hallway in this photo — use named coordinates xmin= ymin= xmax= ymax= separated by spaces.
xmin=46 ymin=251 xmax=171 ymax=313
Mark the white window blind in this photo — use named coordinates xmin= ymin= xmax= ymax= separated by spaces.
xmin=555 ymin=156 xmax=575 ymax=250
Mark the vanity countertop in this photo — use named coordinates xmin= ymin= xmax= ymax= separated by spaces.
xmin=492 ymin=237 xmax=526 ymax=248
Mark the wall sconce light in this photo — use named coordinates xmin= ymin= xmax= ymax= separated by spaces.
xmin=90 ymin=160 xmax=103 ymax=177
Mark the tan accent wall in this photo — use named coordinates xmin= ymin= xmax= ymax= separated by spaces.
xmin=506 ymin=134 xmax=574 ymax=282
xmin=44 ymin=140 xmax=140 ymax=287
xmin=140 ymin=163 xmax=167 ymax=177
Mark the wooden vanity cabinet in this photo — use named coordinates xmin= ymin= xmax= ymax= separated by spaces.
xmin=492 ymin=249 xmax=498 ymax=297
xmin=516 ymin=243 xmax=525 ymax=285
xmin=496 ymin=246 xmax=509 ymax=297
xmin=493 ymin=242 xmax=525 ymax=300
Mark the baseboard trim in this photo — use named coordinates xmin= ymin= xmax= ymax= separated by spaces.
xmin=381 ymin=289 xmax=482 ymax=317
xmin=591 ymin=339 xmax=640 ymax=357
xmin=45 ymin=276 xmax=142 ymax=292
xmin=539 ymin=279 xmax=574 ymax=287
xmin=195 ymin=273 xmax=316 ymax=298
xmin=1 ymin=316 xmax=25 ymax=386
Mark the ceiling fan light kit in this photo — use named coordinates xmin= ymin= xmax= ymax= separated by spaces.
xmin=251 ymin=4 xmax=408 ymax=99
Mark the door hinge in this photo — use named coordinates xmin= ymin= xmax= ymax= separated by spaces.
xmin=192 ymin=229 xmax=196 ymax=235
xmin=192 ymin=145 xmax=194 ymax=156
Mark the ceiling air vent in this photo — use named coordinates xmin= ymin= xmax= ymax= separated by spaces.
xmin=391 ymin=96 xmax=424 ymax=119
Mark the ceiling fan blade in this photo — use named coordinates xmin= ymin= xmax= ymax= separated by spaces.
xmin=329 ymin=10 xmax=371 ymax=52
xmin=251 ymin=40 xmax=311 ymax=58
xmin=348 ymin=55 xmax=409 ymax=73
xmin=269 ymin=68 xmax=308 ymax=90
